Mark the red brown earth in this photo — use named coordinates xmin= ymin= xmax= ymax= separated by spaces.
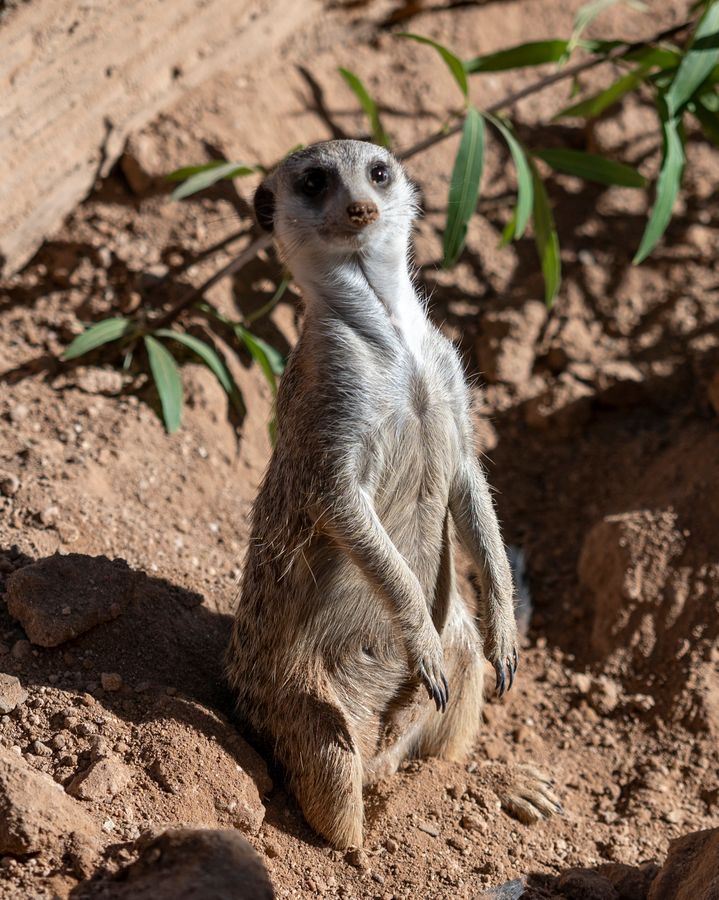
xmin=1 ymin=0 xmax=718 ymax=898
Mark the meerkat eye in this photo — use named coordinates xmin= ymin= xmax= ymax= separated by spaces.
xmin=299 ymin=168 xmax=328 ymax=198
xmin=369 ymin=163 xmax=390 ymax=186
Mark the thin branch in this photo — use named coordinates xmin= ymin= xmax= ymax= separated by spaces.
xmin=397 ymin=17 xmax=694 ymax=160
xmin=150 ymin=233 xmax=272 ymax=329
xmin=152 ymin=16 xmax=695 ymax=325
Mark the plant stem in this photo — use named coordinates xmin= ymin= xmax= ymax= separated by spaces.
xmin=151 ymin=15 xmax=695 ymax=325
xmin=150 ymin=233 xmax=272 ymax=329
xmin=397 ymin=18 xmax=694 ymax=160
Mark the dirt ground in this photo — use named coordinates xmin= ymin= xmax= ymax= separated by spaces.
xmin=1 ymin=0 xmax=718 ymax=897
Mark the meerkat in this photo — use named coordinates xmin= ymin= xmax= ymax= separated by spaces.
xmin=226 ymin=140 xmax=560 ymax=849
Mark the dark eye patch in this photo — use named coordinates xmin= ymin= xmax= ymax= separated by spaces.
xmin=297 ymin=167 xmax=328 ymax=198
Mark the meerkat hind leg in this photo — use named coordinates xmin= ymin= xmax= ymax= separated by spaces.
xmin=279 ymin=687 xmax=365 ymax=849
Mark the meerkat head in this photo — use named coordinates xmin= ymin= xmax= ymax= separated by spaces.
xmin=253 ymin=140 xmax=419 ymax=271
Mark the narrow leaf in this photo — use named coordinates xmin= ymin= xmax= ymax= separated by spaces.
xmin=530 ymin=164 xmax=561 ymax=306
xmin=666 ymin=2 xmax=719 ymax=115
xmin=443 ymin=106 xmax=485 ymax=268
xmin=338 ymin=68 xmax=390 ymax=147
xmin=236 ymin=326 xmax=284 ymax=395
xmin=153 ymin=329 xmax=244 ymax=415
xmin=633 ymin=110 xmax=685 ymax=263
xmin=465 ymin=40 xmax=568 ymax=73
xmin=534 ymin=149 xmax=647 ymax=187
xmin=62 ymin=318 xmax=132 ymax=360
xmin=554 ymin=64 xmax=651 ymax=120
xmin=486 ymin=114 xmax=533 ymax=238
xmin=144 ymin=336 xmax=183 ymax=433
xmin=165 ymin=161 xmax=232 ymax=182
xmin=171 ymin=161 xmax=257 ymax=200
xmin=398 ymin=33 xmax=468 ymax=97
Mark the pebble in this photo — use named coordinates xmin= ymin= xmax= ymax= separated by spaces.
xmin=101 ymin=672 xmax=123 ymax=692
xmin=345 ymin=848 xmax=369 ymax=870
xmin=11 ymin=639 xmax=32 ymax=660
xmin=0 ymin=473 xmax=20 ymax=497
xmin=39 ymin=505 xmax=59 ymax=527
xmin=417 ymin=821 xmax=440 ymax=837
xmin=0 ymin=674 xmax=28 ymax=714
xmin=30 ymin=740 xmax=51 ymax=756
xmin=384 ymin=837 xmax=399 ymax=853
xmin=9 ymin=403 xmax=29 ymax=424
xmin=460 ymin=813 xmax=486 ymax=833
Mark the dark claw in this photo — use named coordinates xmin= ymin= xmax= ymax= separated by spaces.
xmin=432 ymin=684 xmax=442 ymax=712
xmin=508 ymin=658 xmax=515 ymax=692
xmin=495 ymin=661 xmax=506 ymax=698
xmin=441 ymin=673 xmax=449 ymax=711
xmin=512 ymin=649 xmax=519 ymax=674
xmin=555 ymin=802 xmax=565 ymax=816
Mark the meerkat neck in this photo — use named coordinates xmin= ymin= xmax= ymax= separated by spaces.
xmin=296 ymin=249 xmax=428 ymax=359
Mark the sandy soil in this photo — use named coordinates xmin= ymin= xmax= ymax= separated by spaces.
xmin=1 ymin=0 xmax=718 ymax=897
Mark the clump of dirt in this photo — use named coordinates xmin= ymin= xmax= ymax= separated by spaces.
xmin=2 ymin=0 xmax=719 ymax=898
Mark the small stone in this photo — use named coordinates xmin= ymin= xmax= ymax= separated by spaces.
xmin=384 ymin=837 xmax=399 ymax=853
xmin=460 ymin=813 xmax=486 ymax=833
xmin=50 ymin=733 xmax=67 ymax=751
xmin=0 ymin=674 xmax=28 ymax=714
xmin=30 ymin=740 xmax=51 ymax=756
xmin=11 ymin=640 xmax=32 ymax=660
xmin=589 ymin=676 xmax=620 ymax=715
xmin=417 ymin=821 xmax=440 ymax=837
xmin=0 ymin=473 xmax=20 ymax=497
xmin=39 ymin=506 xmax=59 ymax=527
xmin=571 ymin=672 xmax=592 ymax=695
xmin=66 ymin=753 xmax=132 ymax=801
xmin=101 ymin=672 xmax=123 ymax=692
xmin=345 ymin=848 xmax=369 ymax=870
xmin=9 ymin=403 xmax=29 ymax=424
xmin=664 ymin=809 xmax=684 ymax=825
xmin=263 ymin=839 xmax=281 ymax=858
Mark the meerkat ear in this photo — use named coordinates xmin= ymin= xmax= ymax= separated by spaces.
xmin=253 ymin=182 xmax=275 ymax=233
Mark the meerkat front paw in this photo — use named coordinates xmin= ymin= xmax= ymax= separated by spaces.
xmin=409 ymin=628 xmax=448 ymax=713
xmin=484 ymin=613 xmax=519 ymax=697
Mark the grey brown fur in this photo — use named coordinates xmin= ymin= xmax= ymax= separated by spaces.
xmin=226 ymin=140 xmax=559 ymax=848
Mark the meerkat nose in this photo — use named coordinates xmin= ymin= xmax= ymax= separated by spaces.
xmin=347 ymin=200 xmax=379 ymax=227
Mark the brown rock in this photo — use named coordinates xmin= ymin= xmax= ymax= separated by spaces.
xmin=5 ymin=553 xmax=139 ymax=647
xmin=595 ymin=360 xmax=646 ymax=408
xmin=476 ymin=301 xmax=546 ymax=386
xmin=0 ymin=674 xmax=28 ymax=714
xmin=648 ymin=828 xmax=719 ymax=900
xmin=0 ymin=746 xmax=100 ymax=876
xmin=101 ymin=672 xmax=123 ymax=692
xmin=67 ymin=754 xmax=133 ymax=801
xmin=597 ymin=861 xmax=659 ymax=900
xmin=558 ymin=868 xmax=618 ymax=900
xmin=0 ymin=472 xmax=20 ymax=497
xmin=80 ymin=828 xmax=274 ymax=899
xmin=588 ymin=676 xmax=621 ymax=715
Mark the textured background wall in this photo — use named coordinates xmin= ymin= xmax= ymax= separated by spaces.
xmin=0 ymin=0 xmax=319 ymax=275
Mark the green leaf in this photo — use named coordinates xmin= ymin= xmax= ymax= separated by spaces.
xmin=235 ymin=326 xmax=284 ymax=395
xmin=530 ymin=164 xmax=561 ymax=305
xmin=170 ymin=161 xmax=257 ymax=200
xmin=144 ymin=335 xmax=183 ymax=433
xmin=694 ymin=96 xmax=719 ymax=143
xmin=338 ymin=68 xmax=390 ymax=147
xmin=486 ymin=114 xmax=533 ymax=238
xmin=443 ymin=106 xmax=485 ymax=267
xmin=554 ymin=64 xmax=652 ymax=119
xmin=62 ymin=318 xmax=132 ymax=360
xmin=666 ymin=2 xmax=719 ymax=115
xmin=565 ymin=0 xmax=647 ymax=61
xmin=633 ymin=109 xmax=685 ymax=263
xmin=153 ymin=329 xmax=244 ymax=415
xmin=534 ymin=149 xmax=647 ymax=187
xmin=464 ymin=40 xmax=569 ymax=73
xmin=397 ymin=33 xmax=468 ymax=97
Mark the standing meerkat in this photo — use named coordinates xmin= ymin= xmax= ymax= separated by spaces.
xmin=226 ymin=140 xmax=559 ymax=849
